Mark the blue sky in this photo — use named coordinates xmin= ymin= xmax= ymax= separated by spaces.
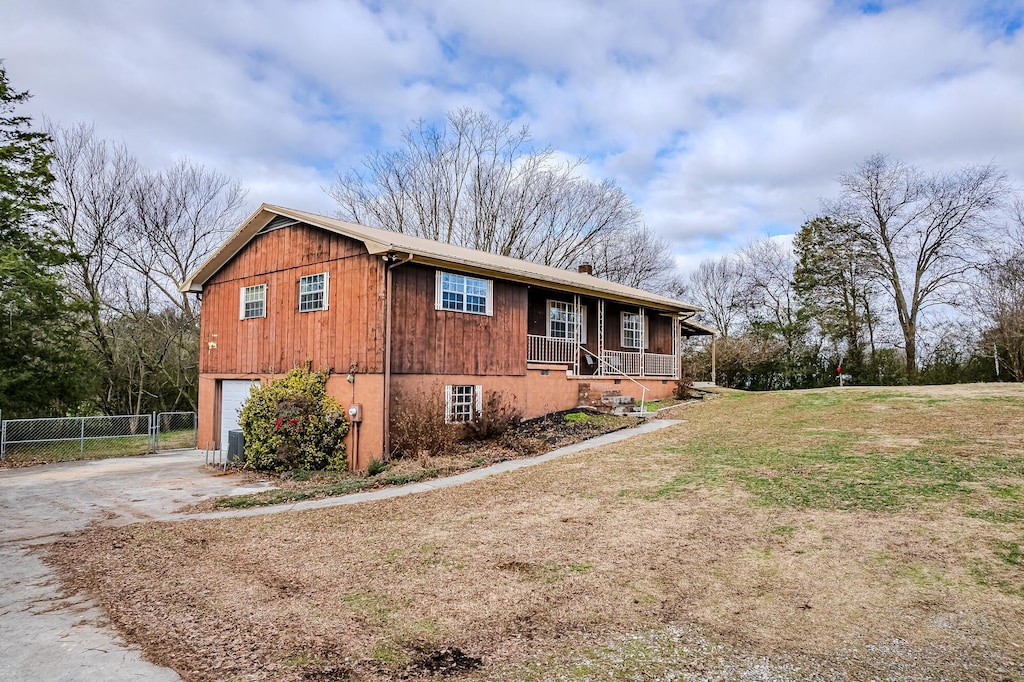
xmin=2 ymin=0 xmax=1022 ymax=274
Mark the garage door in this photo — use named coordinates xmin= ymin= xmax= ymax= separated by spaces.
xmin=220 ymin=380 xmax=260 ymax=451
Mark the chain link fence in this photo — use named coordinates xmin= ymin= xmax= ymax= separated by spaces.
xmin=0 ymin=411 xmax=197 ymax=465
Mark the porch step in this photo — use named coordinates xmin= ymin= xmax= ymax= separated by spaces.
xmin=625 ymin=410 xmax=657 ymax=418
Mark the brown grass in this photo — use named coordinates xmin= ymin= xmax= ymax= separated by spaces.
xmin=47 ymin=384 xmax=1024 ymax=681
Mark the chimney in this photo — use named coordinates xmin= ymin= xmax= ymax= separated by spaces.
xmin=578 ymin=263 xmax=593 ymax=275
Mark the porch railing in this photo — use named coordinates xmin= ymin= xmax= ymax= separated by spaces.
xmin=643 ymin=353 xmax=677 ymax=376
xmin=527 ymin=334 xmax=576 ymax=364
xmin=602 ymin=350 xmax=641 ymax=375
xmin=527 ymin=336 xmax=679 ymax=378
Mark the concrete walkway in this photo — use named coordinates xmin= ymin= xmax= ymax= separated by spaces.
xmin=0 ymin=419 xmax=681 ymax=681
xmin=180 ymin=418 xmax=681 ymax=521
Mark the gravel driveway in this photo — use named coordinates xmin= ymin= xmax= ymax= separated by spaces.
xmin=0 ymin=450 xmax=272 ymax=682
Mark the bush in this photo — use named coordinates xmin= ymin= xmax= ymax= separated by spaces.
xmin=238 ymin=368 xmax=349 ymax=471
xmin=367 ymin=458 xmax=388 ymax=476
xmin=390 ymin=384 xmax=458 ymax=460
xmin=674 ymin=375 xmax=695 ymax=400
xmin=465 ymin=390 xmax=522 ymax=440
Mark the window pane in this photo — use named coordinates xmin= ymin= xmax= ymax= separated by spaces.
xmin=439 ymin=272 xmax=489 ymax=314
xmin=242 ymin=284 xmax=266 ymax=319
xmin=299 ymin=273 xmax=326 ymax=312
xmin=623 ymin=313 xmax=643 ymax=348
xmin=449 ymin=384 xmax=475 ymax=422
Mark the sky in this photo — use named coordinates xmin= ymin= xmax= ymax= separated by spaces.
xmin=2 ymin=0 xmax=1023 ymax=275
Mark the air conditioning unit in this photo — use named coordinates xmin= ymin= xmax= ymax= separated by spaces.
xmin=227 ymin=429 xmax=245 ymax=462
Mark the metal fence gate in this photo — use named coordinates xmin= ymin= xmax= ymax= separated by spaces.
xmin=0 ymin=411 xmax=197 ymax=463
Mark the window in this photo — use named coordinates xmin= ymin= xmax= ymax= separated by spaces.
xmin=436 ymin=271 xmax=492 ymax=315
xmin=299 ymin=272 xmax=329 ymax=312
xmin=621 ymin=312 xmax=648 ymax=349
xmin=547 ymin=300 xmax=587 ymax=343
xmin=240 ymin=284 xmax=267 ymax=319
xmin=445 ymin=384 xmax=482 ymax=423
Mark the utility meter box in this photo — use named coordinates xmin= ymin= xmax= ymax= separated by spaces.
xmin=347 ymin=404 xmax=363 ymax=423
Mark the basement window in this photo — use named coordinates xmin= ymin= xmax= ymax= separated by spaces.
xmin=445 ymin=384 xmax=482 ymax=423
xmin=240 ymin=284 xmax=267 ymax=319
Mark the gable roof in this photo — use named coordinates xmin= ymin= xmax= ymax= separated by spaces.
xmin=180 ymin=204 xmax=702 ymax=314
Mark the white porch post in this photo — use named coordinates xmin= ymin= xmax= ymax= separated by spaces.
xmin=597 ymin=300 xmax=605 ymax=377
xmin=572 ymin=294 xmax=581 ymax=376
xmin=672 ymin=316 xmax=680 ymax=380
xmin=638 ymin=306 xmax=645 ymax=377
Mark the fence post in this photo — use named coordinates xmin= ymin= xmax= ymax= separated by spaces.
xmin=1 ymin=411 xmax=5 ymax=461
xmin=80 ymin=417 xmax=86 ymax=454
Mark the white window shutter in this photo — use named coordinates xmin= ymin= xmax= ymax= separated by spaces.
xmin=475 ymin=385 xmax=483 ymax=417
xmin=485 ymin=281 xmax=494 ymax=316
xmin=323 ymin=271 xmax=330 ymax=310
xmin=444 ymin=385 xmax=453 ymax=423
xmin=239 ymin=287 xmax=245 ymax=320
xmin=435 ymin=271 xmax=444 ymax=310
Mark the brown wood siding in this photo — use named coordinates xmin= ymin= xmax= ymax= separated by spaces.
xmin=603 ymin=302 xmax=673 ymax=354
xmin=199 ymin=223 xmax=385 ymax=375
xmin=527 ymin=289 xmax=597 ymax=346
xmin=390 ymin=263 xmax=527 ymax=375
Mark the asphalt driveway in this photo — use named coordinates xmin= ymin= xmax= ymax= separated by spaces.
xmin=0 ymin=450 xmax=272 ymax=682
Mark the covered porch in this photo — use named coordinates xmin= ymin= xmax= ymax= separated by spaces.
xmin=524 ymin=288 xmax=710 ymax=379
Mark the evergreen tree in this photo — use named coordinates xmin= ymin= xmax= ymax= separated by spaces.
xmin=0 ymin=64 xmax=93 ymax=417
xmin=793 ymin=216 xmax=879 ymax=381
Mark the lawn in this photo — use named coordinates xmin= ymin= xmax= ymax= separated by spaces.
xmin=49 ymin=384 xmax=1024 ymax=681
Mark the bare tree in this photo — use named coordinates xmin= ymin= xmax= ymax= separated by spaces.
xmin=125 ymin=159 xmax=245 ymax=318
xmin=328 ymin=108 xmax=675 ymax=289
xmin=739 ymin=238 xmax=810 ymax=351
xmin=687 ymin=254 xmax=746 ymax=337
xmin=47 ymin=123 xmax=245 ymax=413
xmin=824 ymin=154 xmax=1008 ymax=380
xmin=585 ymin=222 xmax=681 ymax=293
xmin=46 ymin=122 xmax=139 ymax=412
xmin=972 ymin=202 xmax=1024 ymax=380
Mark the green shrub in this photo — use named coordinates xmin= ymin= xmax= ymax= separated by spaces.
xmin=238 ymin=368 xmax=350 ymax=471
xmin=367 ymin=458 xmax=388 ymax=476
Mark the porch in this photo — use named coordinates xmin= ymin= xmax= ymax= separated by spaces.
xmin=525 ymin=291 xmax=686 ymax=379
xmin=527 ymin=335 xmax=679 ymax=377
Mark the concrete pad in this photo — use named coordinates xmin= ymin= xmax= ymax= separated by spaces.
xmin=0 ymin=450 xmax=274 ymax=682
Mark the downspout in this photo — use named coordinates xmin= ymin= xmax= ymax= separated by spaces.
xmin=383 ymin=252 xmax=413 ymax=460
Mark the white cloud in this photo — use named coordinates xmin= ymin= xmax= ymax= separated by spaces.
xmin=2 ymin=0 xmax=1022 ymax=280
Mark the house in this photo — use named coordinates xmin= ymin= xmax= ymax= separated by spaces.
xmin=181 ymin=204 xmax=713 ymax=469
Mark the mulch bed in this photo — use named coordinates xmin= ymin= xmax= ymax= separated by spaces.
xmin=187 ymin=409 xmax=650 ymax=511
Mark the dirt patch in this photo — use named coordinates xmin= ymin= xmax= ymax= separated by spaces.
xmin=45 ymin=385 xmax=1024 ymax=681
xmin=406 ymin=647 xmax=482 ymax=677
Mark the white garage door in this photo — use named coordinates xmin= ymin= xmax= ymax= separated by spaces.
xmin=220 ymin=379 xmax=260 ymax=451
